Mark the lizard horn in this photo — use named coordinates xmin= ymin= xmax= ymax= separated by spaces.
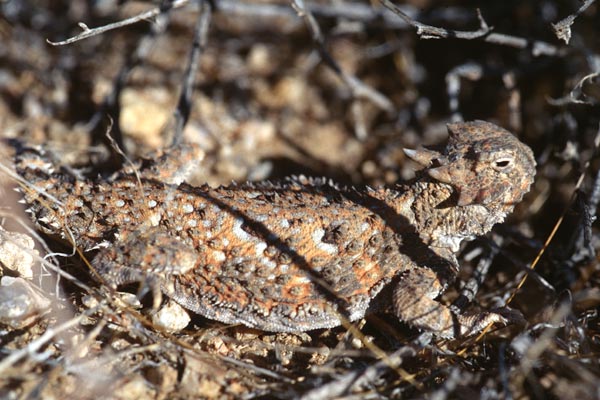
xmin=426 ymin=164 xmax=455 ymax=184
xmin=403 ymin=148 xmax=440 ymax=167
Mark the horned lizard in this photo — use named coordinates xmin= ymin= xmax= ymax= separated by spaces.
xmin=14 ymin=120 xmax=536 ymax=338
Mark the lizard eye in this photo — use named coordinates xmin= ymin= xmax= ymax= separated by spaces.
xmin=493 ymin=157 xmax=513 ymax=170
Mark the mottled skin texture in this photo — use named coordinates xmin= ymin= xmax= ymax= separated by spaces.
xmin=15 ymin=121 xmax=536 ymax=337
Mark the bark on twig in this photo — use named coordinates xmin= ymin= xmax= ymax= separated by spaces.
xmin=300 ymin=346 xmax=416 ymax=400
xmin=48 ymin=0 xmax=190 ymax=46
xmin=88 ymin=1 xmax=174 ymax=156
xmin=551 ymin=0 xmax=597 ymax=44
xmin=454 ymin=235 xmax=504 ymax=311
xmin=380 ymin=0 xmax=491 ymax=40
xmin=380 ymin=0 xmax=564 ymax=57
xmin=172 ymin=1 xmax=212 ymax=145
xmin=548 ymin=72 xmax=600 ymax=106
xmin=291 ymin=0 xmax=395 ymax=118
xmin=445 ymin=62 xmax=483 ymax=122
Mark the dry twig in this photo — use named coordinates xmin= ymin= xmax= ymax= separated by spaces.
xmin=88 ymin=1 xmax=175 ymax=153
xmin=291 ymin=0 xmax=396 ymax=124
xmin=548 ymin=72 xmax=600 ymax=106
xmin=172 ymin=1 xmax=213 ymax=145
xmin=551 ymin=0 xmax=597 ymax=44
xmin=445 ymin=62 xmax=483 ymax=122
xmin=300 ymin=345 xmax=416 ymax=400
xmin=47 ymin=0 xmax=190 ymax=46
xmin=454 ymin=235 xmax=504 ymax=311
xmin=380 ymin=0 xmax=564 ymax=57
xmin=379 ymin=0 xmax=491 ymax=40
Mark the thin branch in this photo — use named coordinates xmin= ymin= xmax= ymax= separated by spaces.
xmin=46 ymin=0 xmax=416 ymax=46
xmin=291 ymin=0 xmax=395 ymax=121
xmin=47 ymin=0 xmax=190 ymax=46
xmin=214 ymin=0 xmax=419 ymax=29
xmin=300 ymin=346 xmax=416 ymax=400
xmin=0 ymin=312 xmax=87 ymax=373
xmin=445 ymin=62 xmax=483 ymax=122
xmin=88 ymin=0 xmax=175 ymax=157
xmin=49 ymin=0 xmax=563 ymax=60
xmin=380 ymin=0 xmax=564 ymax=57
xmin=216 ymin=354 xmax=295 ymax=383
xmin=380 ymin=0 xmax=491 ymax=40
xmin=453 ymin=235 xmax=504 ymax=311
xmin=551 ymin=0 xmax=597 ymax=44
xmin=482 ymin=32 xmax=563 ymax=57
xmin=547 ymin=72 xmax=600 ymax=106
xmin=172 ymin=0 xmax=212 ymax=146
xmin=502 ymin=70 xmax=522 ymax=132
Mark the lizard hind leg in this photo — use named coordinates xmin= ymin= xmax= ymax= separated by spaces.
xmin=392 ymin=267 xmax=514 ymax=338
xmin=92 ymin=228 xmax=198 ymax=310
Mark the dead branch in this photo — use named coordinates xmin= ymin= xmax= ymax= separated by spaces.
xmin=454 ymin=235 xmax=504 ymax=311
xmin=483 ymin=32 xmax=564 ymax=57
xmin=547 ymin=72 xmax=600 ymax=106
xmin=219 ymin=0 xmax=416 ymax=29
xmin=379 ymin=0 xmax=490 ymax=40
xmin=380 ymin=0 xmax=564 ymax=57
xmin=88 ymin=1 xmax=175 ymax=156
xmin=291 ymin=0 xmax=395 ymax=130
xmin=47 ymin=0 xmax=189 ymax=46
xmin=300 ymin=346 xmax=416 ymax=400
xmin=172 ymin=1 xmax=212 ymax=145
xmin=551 ymin=0 xmax=597 ymax=44
xmin=0 ymin=312 xmax=87 ymax=373
xmin=49 ymin=0 xmax=564 ymax=60
xmin=445 ymin=62 xmax=484 ymax=122
xmin=46 ymin=0 xmax=415 ymax=46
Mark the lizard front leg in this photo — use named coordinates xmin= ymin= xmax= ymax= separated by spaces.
xmin=93 ymin=228 xmax=198 ymax=309
xmin=392 ymin=267 xmax=516 ymax=338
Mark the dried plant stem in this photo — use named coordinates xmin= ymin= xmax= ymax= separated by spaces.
xmin=291 ymin=0 xmax=395 ymax=114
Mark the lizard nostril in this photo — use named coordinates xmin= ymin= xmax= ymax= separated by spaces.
xmin=495 ymin=159 xmax=511 ymax=168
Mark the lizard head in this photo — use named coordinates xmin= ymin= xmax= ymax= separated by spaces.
xmin=405 ymin=120 xmax=536 ymax=210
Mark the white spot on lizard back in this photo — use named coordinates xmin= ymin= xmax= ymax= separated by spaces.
xmin=254 ymin=241 xmax=267 ymax=257
xmin=211 ymin=250 xmax=226 ymax=262
xmin=149 ymin=213 xmax=161 ymax=227
xmin=312 ymin=228 xmax=338 ymax=254
xmin=233 ymin=217 xmax=252 ymax=242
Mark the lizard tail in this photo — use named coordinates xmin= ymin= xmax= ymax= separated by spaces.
xmin=11 ymin=141 xmax=72 ymax=233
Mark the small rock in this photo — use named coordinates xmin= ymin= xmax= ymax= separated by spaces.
xmin=151 ymin=299 xmax=191 ymax=332
xmin=116 ymin=292 xmax=143 ymax=309
xmin=0 ymin=276 xmax=51 ymax=329
xmin=81 ymin=294 xmax=99 ymax=309
xmin=0 ymin=227 xmax=38 ymax=279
